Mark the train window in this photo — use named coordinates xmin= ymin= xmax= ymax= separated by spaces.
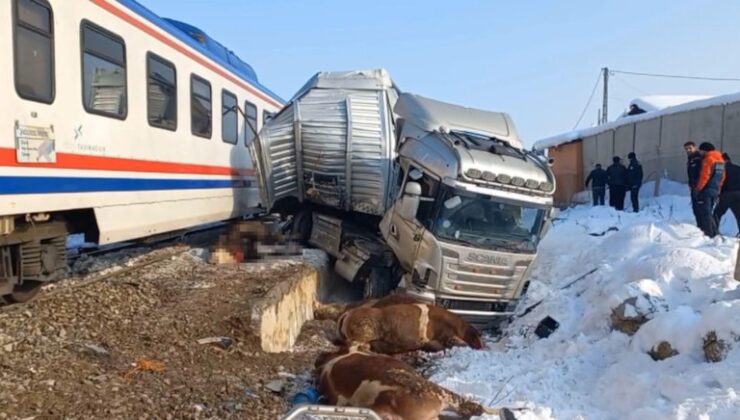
xmin=221 ymin=90 xmax=238 ymax=144
xmin=81 ymin=21 xmax=127 ymax=119
xmin=263 ymin=111 xmax=274 ymax=125
xmin=244 ymin=101 xmax=258 ymax=146
xmin=146 ymin=53 xmax=177 ymax=131
xmin=190 ymin=75 xmax=212 ymax=138
xmin=13 ymin=0 xmax=55 ymax=103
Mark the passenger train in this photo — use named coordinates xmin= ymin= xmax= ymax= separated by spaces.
xmin=0 ymin=0 xmax=284 ymax=301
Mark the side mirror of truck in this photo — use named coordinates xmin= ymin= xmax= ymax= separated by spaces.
xmin=540 ymin=207 xmax=558 ymax=238
xmin=399 ymin=182 xmax=421 ymax=220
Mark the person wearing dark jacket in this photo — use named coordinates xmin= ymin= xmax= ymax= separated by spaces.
xmin=714 ymin=153 xmax=740 ymax=234
xmin=606 ymin=156 xmax=628 ymax=210
xmin=585 ymin=163 xmax=608 ymax=206
xmin=685 ymin=141 xmax=703 ymax=225
xmin=694 ymin=142 xmax=726 ymax=238
xmin=626 ymin=152 xmax=644 ymax=212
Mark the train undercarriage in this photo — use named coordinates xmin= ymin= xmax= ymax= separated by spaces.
xmin=0 ymin=215 xmax=70 ymax=303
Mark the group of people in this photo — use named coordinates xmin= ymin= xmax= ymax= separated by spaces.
xmin=685 ymin=141 xmax=740 ymax=238
xmin=583 ymin=143 xmax=740 ymax=238
xmin=585 ymin=152 xmax=644 ymax=212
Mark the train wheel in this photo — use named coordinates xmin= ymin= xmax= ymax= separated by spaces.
xmin=3 ymin=237 xmax=66 ymax=304
xmin=5 ymin=280 xmax=43 ymax=303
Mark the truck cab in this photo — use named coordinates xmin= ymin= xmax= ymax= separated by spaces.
xmin=380 ymin=94 xmax=554 ymax=326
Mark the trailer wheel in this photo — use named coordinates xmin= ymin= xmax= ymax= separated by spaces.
xmin=362 ymin=265 xmax=393 ymax=299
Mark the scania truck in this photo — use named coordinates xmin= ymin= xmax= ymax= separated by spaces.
xmin=252 ymin=69 xmax=555 ymax=326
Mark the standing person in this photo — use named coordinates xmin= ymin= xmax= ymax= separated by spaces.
xmin=585 ymin=163 xmax=608 ymax=206
xmin=714 ymin=153 xmax=740 ymax=234
xmin=606 ymin=156 xmax=628 ymax=210
xmin=694 ymin=142 xmax=726 ymax=238
xmin=626 ymin=152 xmax=644 ymax=212
xmin=685 ymin=141 xmax=703 ymax=225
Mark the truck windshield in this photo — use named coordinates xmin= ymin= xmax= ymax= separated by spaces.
xmin=431 ymin=186 xmax=545 ymax=252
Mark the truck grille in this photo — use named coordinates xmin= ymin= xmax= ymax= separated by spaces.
xmin=438 ymin=299 xmax=510 ymax=313
xmin=443 ymin=256 xmax=524 ymax=298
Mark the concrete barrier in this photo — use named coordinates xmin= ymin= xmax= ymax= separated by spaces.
xmin=250 ymin=264 xmax=319 ymax=353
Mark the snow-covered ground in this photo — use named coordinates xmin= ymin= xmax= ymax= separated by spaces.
xmin=432 ymin=180 xmax=740 ymax=419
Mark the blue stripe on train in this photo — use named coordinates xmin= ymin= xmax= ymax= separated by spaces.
xmin=0 ymin=176 xmax=252 ymax=194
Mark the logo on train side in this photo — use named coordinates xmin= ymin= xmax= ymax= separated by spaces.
xmin=464 ymin=252 xmax=509 ymax=266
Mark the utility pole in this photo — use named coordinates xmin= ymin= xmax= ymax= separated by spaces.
xmin=601 ymin=67 xmax=609 ymax=124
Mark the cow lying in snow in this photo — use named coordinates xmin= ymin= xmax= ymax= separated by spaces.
xmin=315 ymin=346 xmax=515 ymax=420
xmin=332 ymin=295 xmax=484 ymax=354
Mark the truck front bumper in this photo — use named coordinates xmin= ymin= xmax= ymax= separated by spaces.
xmin=403 ymin=285 xmax=516 ymax=329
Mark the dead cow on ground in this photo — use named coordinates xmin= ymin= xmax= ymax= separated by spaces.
xmin=314 ymin=294 xmax=424 ymax=321
xmin=315 ymin=347 xmax=515 ymax=420
xmin=335 ymin=296 xmax=485 ymax=354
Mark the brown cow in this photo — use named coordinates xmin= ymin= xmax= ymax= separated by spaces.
xmin=336 ymin=298 xmax=484 ymax=354
xmin=314 ymin=294 xmax=423 ymax=321
xmin=315 ymin=346 xmax=515 ymax=420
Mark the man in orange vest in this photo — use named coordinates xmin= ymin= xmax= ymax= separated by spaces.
xmin=694 ymin=142 xmax=726 ymax=238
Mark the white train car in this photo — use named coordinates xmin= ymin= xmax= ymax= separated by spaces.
xmin=0 ymin=0 xmax=284 ymax=301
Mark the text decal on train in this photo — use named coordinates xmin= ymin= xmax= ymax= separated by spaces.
xmin=14 ymin=121 xmax=56 ymax=164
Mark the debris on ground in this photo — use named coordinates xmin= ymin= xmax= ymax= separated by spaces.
xmin=534 ymin=316 xmax=559 ymax=339
xmin=0 ymin=241 xmax=336 ymax=419
xmin=648 ymin=341 xmax=678 ymax=361
xmin=610 ymin=296 xmax=652 ymax=335
xmin=703 ymin=331 xmax=729 ymax=363
xmin=197 ymin=336 xmax=234 ymax=349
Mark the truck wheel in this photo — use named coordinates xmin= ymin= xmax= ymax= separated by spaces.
xmin=291 ymin=210 xmax=313 ymax=244
xmin=362 ymin=266 xmax=394 ymax=299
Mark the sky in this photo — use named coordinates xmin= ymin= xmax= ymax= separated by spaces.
xmin=144 ymin=0 xmax=740 ymax=146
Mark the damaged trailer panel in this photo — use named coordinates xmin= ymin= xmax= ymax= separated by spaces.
xmin=252 ymin=69 xmax=400 ymax=216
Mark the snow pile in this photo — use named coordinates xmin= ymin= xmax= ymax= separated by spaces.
xmin=621 ymin=95 xmax=712 ymax=117
xmin=431 ymin=190 xmax=740 ymax=419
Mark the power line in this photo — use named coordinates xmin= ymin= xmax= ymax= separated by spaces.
xmin=573 ymin=71 xmax=602 ymax=130
xmin=611 ymin=69 xmax=740 ymax=82
xmin=611 ymin=74 xmax=650 ymax=96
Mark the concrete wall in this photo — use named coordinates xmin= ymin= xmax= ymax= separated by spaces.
xmin=723 ymin=102 xmax=740 ymax=159
xmin=582 ymin=135 xmax=598 ymax=169
xmin=555 ymin=100 xmax=740 ymax=204
xmin=614 ymin=125 xmax=635 ymax=160
xmin=634 ymin=118 xmax=662 ymax=181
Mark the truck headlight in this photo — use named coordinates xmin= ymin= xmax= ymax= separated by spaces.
xmin=525 ymin=179 xmax=540 ymax=189
xmin=539 ymin=181 xmax=554 ymax=192
xmin=482 ymin=171 xmax=496 ymax=182
xmin=496 ymin=174 xmax=511 ymax=184
xmin=466 ymin=168 xmax=482 ymax=179
xmin=511 ymin=177 xmax=525 ymax=187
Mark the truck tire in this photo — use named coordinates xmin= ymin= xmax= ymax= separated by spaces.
xmin=291 ymin=210 xmax=313 ymax=244
xmin=362 ymin=265 xmax=394 ymax=299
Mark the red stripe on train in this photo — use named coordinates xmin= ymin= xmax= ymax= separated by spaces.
xmin=90 ymin=0 xmax=282 ymax=109
xmin=0 ymin=148 xmax=255 ymax=176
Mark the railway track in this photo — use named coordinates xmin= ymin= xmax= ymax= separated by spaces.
xmin=68 ymin=221 xmax=228 ymax=261
xmin=1 ymin=221 xmax=230 ymax=309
